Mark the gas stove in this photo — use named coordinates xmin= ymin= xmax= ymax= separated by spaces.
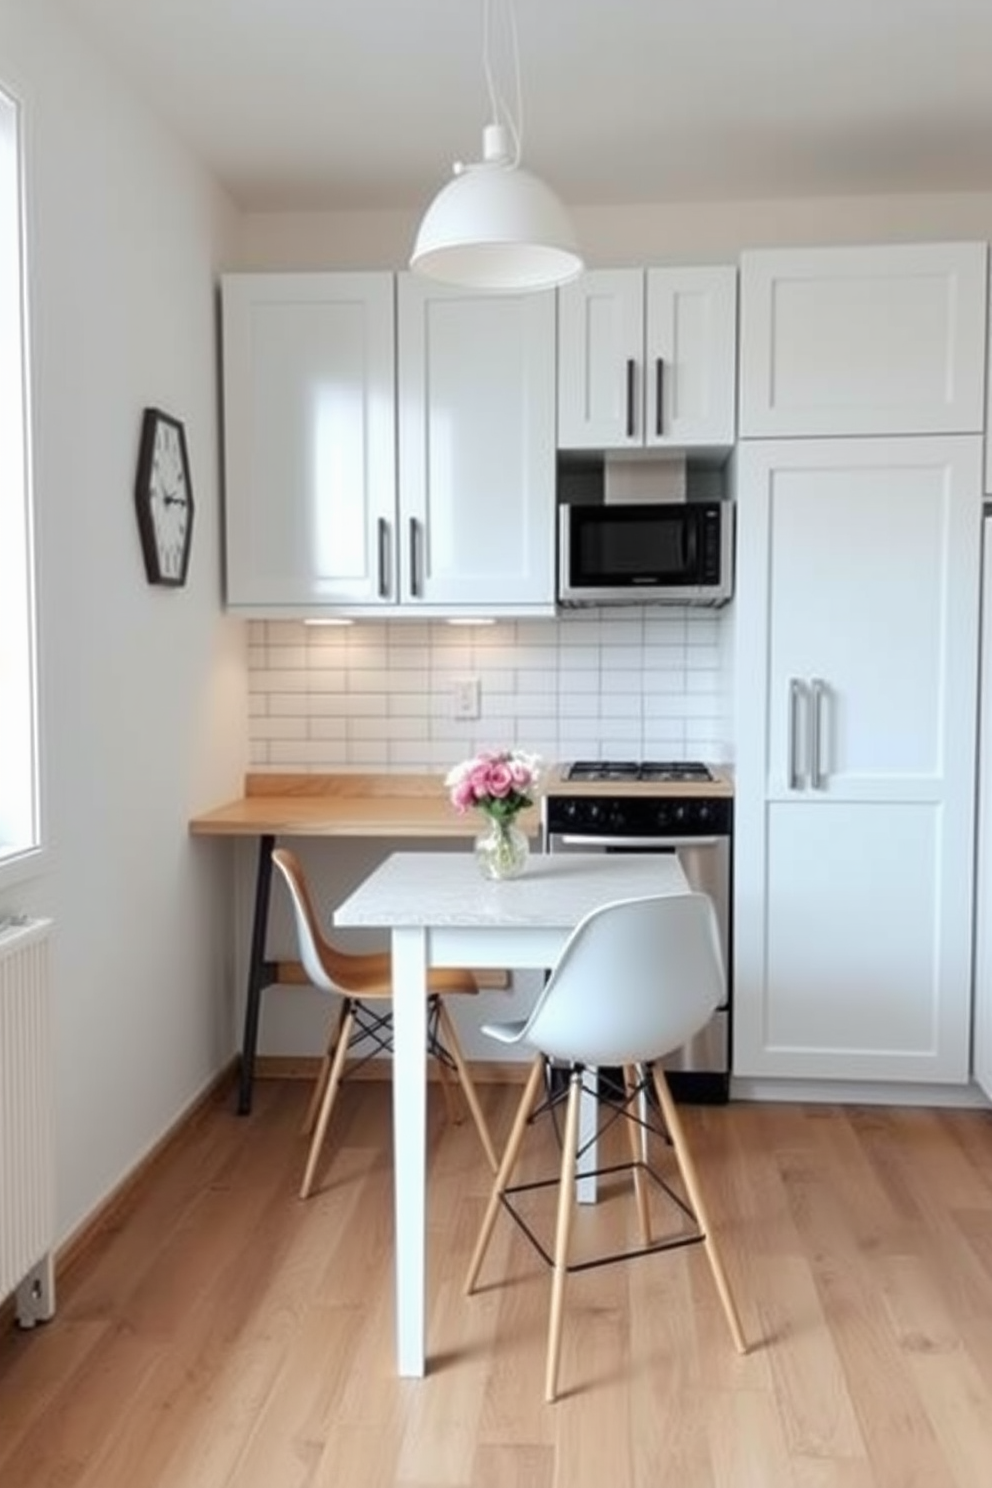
xmin=544 ymin=758 xmax=733 ymax=1104
xmin=565 ymin=760 xmax=715 ymax=784
xmin=546 ymin=761 xmax=731 ymax=838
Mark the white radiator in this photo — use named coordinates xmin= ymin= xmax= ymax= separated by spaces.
xmin=0 ymin=917 xmax=56 ymax=1327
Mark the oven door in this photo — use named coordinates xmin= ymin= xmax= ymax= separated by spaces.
xmin=546 ymin=831 xmax=731 ymax=1099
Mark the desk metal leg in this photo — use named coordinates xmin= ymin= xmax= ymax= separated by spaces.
xmin=237 ymin=832 xmax=277 ymax=1116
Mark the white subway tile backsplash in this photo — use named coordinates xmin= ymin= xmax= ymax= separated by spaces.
xmin=309 ymin=718 xmax=348 ymax=740
xmin=390 ymin=692 xmax=433 ymax=717
xmin=251 ymin=669 xmax=310 ymax=694
xmin=246 ymin=608 xmax=733 ymax=772
xmin=253 ymin=717 xmax=308 ymax=740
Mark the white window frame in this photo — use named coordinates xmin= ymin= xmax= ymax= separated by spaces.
xmin=0 ymin=85 xmax=43 ymax=889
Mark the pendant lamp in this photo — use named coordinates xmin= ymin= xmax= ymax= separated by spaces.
xmin=410 ymin=0 xmax=583 ymax=292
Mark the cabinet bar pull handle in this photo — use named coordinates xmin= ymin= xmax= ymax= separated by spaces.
xmin=788 ymin=677 xmax=806 ymax=790
xmin=377 ymin=518 xmax=390 ymax=598
xmin=655 ymin=357 xmax=665 ymax=437
xmin=409 ymin=517 xmax=422 ymax=598
xmin=626 ymin=359 xmax=636 ymax=439
xmin=810 ymin=677 xmax=827 ymax=789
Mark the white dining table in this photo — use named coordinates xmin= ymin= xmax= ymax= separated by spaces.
xmin=333 ymin=847 xmax=690 ymax=1377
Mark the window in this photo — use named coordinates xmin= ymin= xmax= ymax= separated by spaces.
xmin=0 ymin=87 xmax=40 ymax=878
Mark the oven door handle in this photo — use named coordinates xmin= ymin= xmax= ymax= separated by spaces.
xmin=555 ymin=834 xmax=722 ymax=849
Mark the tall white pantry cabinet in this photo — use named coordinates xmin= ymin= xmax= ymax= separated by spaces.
xmin=733 ymin=242 xmax=988 ymax=1086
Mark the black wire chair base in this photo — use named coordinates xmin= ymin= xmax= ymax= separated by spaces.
xmin=499 ymin=1059 xmax=704 ymax=1275
xmin=332 ymin=994 xmax=457 ymax=1081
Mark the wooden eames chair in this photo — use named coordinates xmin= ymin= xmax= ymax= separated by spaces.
xmin=464 ymin=891 xmax=749 ymax=1402
xmin=271 ymin=848 xmax=498 ymax=1198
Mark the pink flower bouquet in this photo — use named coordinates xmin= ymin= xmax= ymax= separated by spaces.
xmin=445 ymin=748 xmax=543 ymax=824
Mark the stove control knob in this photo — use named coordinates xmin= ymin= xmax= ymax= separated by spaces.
xmin=654 ymin=803 xmax=671 ymax=831
xmin=608 ymin=803 xmax=628 ymax=832
xmin=586 ymin=801 xmax=604 ymax=827
xmin=673 ymin=803 xmax=688 ymax=826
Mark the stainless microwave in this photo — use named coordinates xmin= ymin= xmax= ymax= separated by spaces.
xmin=558 ymin=501 xmax=733 ymax=607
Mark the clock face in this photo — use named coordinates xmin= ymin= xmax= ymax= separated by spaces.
xmin=135 ymin=409 xmax=194 ymax=586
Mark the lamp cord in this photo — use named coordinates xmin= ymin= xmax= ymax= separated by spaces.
xmin=482 ymin=0 xmax=523 ymax=167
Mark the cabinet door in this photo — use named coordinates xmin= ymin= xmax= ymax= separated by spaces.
xmin=740 ymin=242 xmax=988 ymax=439
xmin=734 ymin=436 xmax=982 ymax=1083
xmin=222 ymin=273 xmax=396 ymax=611
xmin=644 ymin=266 xmax=737 ymax=448
xmin=974 ymin=519 xmax=992 ymax=1099
xmin=396 ymin=276 xmax=556 ymax=611
xmin=557 ymin=269 xmax=644 ymax=449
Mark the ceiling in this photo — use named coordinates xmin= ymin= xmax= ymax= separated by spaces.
xmin=57 ymin=0 xmax=992 ymax=215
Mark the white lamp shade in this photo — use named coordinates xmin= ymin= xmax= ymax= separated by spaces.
xmin=410 ymin=161 xmax=584 ymax=292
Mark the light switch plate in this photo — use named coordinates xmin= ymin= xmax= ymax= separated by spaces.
xmin=453 ymin=677 xmax=481 ymax=720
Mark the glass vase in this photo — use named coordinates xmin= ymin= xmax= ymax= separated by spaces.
xmin=474 ymin=815 xmax=530 ymax=880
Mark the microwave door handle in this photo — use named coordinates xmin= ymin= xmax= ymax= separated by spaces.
xmin=625 ymin=359 xmax=636 ymax=439
xmin=685 ymin=512 xmax=698 ymax=571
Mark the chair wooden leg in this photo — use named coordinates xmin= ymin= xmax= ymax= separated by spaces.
xmin=435 ymin=999 xmax=499 ymax=1173
xmin=624 ymin=1063 xmax=652 ymax=1247
xmin=299 ymin=1002 xmax=356 ymax=1200
xmin=651 ymin=1065 xmax=748 ymax=1355
xmin=433 ymin=1035 xmax=463 ymax=1126
xmin=301 ymin=1001 xmax=349 ymax=1137
xmin=546 ymin=1068 xmax=583 ymax=1404
xmin=465 ymin=1054 xmax=545 ymax=1294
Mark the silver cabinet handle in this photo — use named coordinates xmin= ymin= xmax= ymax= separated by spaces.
xmin=408 ymin=517 xmax=422 ymax=598
xmin=654 ymin=357 xmax=665 ymax=437
xmin=377 ymin=517 xmax=390 ymax=599
xmin=625 ymin=358 xmax=637 ymax=439
xmin=810 ymin=677 xmax=827 ymax=789
xmin=788 ymin=677 xmax=807 ymax=790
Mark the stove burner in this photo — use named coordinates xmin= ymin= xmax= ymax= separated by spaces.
xmin=566 ymin=760 xmax=640 ymax=782
xmin=565 ymin=760 xmax=714 ymax=783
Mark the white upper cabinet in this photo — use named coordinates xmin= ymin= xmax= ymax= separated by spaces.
xmin=222 ymin=272 xmax=396 ymax=611
xmin=739 ymin=242 xmax=988 ymax=439
xmin=221 ymin=272 xmax=556 ymax=617
xmin=733 ymin=435 xmax=983 ymax=1085
xmin=396 ymin=275 xmax=556 ymax=612
xmin=557 ymin=266 xmax=737 ymax=451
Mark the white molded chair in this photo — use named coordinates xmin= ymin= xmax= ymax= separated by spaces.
xmin=271 ymin=848 xmax=498 ymax=1198
xmin=464 ymin=891 xmax=748 ymax=1402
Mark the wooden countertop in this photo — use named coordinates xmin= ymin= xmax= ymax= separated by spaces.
xmin=188 ymin=772 xmax=540 ymax=840
xmin=189 ymin=766 xmax=733 ymax=840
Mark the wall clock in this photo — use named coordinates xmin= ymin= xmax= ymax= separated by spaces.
xmin=134 ymin=407 xmax=194 ymax=587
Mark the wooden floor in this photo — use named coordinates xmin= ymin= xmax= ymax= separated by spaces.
xmin=2 ymin=1078 xmax=992 ymax=1488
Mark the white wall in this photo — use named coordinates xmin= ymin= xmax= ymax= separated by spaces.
xmin=0 ymin=0 xmax=246 ymax=1244
xmin=231 ymin=191 xmax=992 ymax=271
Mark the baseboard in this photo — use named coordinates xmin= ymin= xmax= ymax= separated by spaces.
xmin=254 ymin=1054 xmax=533 ymax=1085
xmin=730 ymin=1075 xmax=992 ymax=1108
